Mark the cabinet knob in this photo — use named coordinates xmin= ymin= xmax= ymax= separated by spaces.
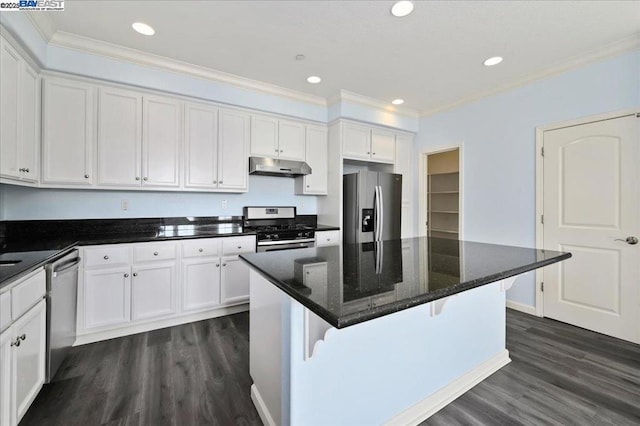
xmin=153 ymin=252 xmax=159 ymax=256
xmin=327 ymin=238 xmax=331 ymax=241
xmin=367 ymin=152 xmax=370 ymax=155
xmin=219 ymin=180 xmax=223 ymax=184
xmin=18 ymin=168 xmax=25 ymax=172
xmin=216 ymin=263 xmax=220 ymax=267
xmin=372 ymin=152 xmax=376 ymax=155
xmin=199 ymin=248 xmax=204 ymax=252
xmin=306 ymin=185 xmax=310 ymax=188
xmin=124 ymin=273 xmax=129 ymax=278
xmin=19 ymin=334 xmax=25 ymax=341
xmin=275 ymin=149 xmax=279 ymax=152
xmin=280 ymin=150 xmax=283 ymax=153
xmin=24 ymin=168 xmax=29 ymax=173
xmin=135 ymin=177 xmax=140 ymax=181
xmin=143 ymin=177 xmax=148 ymax=181
xmin=237 ymin=246 xmax=242 ymax=249
xmin=213 ymin=180 xmax=217 ymax=184
xmin=133 ymin=272 xmax=138 ymax=277
xmin=222 ymin=263 xmax=227 ymax=267
xmin=84 ymin=174 xmax=90 ymax=179
xmin=10 ymin=338 xmax=20 ymax=347
xmin=103 ymin=255 xmax=109 ymax=260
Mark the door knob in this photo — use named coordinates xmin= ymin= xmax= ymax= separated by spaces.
xmin=615 ymin=236 xmax=638 ymax=245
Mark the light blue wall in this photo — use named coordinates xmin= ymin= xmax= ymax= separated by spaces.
xmin=1 ymin=175 xmax=316 ymax=220
xmin=416 ymin=50 xmax=640 ymax=307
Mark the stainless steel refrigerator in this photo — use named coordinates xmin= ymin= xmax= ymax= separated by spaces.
xmin=343 ymin=171 xmax=402 ymax=244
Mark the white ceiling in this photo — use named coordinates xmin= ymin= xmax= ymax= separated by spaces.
xmin=40 ymin=0 xmax=640 ymax=114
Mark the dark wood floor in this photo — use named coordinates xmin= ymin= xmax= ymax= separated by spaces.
xmin=22 ymin=309 xmax=640 ymax=426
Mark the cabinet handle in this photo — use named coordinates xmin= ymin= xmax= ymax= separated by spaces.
xmin=135 ymin=177 xmax=140 ymax=181
xmin=10 ymin=338 xmax=20 ymax=347
xmin=84 ymin=174 xmax=90 ymax=179
xmin=19 ymin=334 xmax=25 ymax=341
xmin=153 ymin=252 xmax=159 ymax=256
xmin=199 ymin=248 xmax=204 ymax=252
xmin=133 ymin=272 xmax=138 ymax=277
xmin=124 ymin=273 xmax=129 ymax=278
xmin=103 ymin=255 xmax=109 ymax=260
xmin=143 ymin=177 xmax=148 ymax=181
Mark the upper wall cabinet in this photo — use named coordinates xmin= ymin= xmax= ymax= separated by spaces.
xmin=142 ymin=95 xmax=182 ymax=188
xmin=184 ymin=104 xmax=249 ymax=192
xmin=295 ymin=125 xmax=328 ymax=195
xmin=342 ymin=122 xmax=395 ymax=164
xmin=42 ymin=77 xmax=95 ymax=185
xmin=250 ymin=115 xmax=305 ymax=161
xmin=0 ymin=36 xmax=40 ymax=184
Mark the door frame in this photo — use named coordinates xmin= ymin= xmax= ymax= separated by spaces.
xmin=418 ymin=145 xmax=464 ymax=239
xmin=534 ymin=108 xmax=638 ymax=317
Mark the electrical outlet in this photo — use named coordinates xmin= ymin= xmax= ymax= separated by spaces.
xmin=121 ymin=199 xmax=129 ymax=211
xmin=222 ymin=199 xmax=228 ymax=210
xmin=301 ymin=199 xmax=305 ymax=209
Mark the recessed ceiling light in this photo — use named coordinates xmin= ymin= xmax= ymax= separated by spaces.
xmin=391 ymin=1 xmax=414 ymax=17
xmin=483 ymin=56 xmax=503 ymax=66
xmin=132 ymin=22 xmax=155 ymax=36
xmin=307 ymin=76 xmax=321 ymax=84
xmin=392 ymin=99 xmax=404 ymax=105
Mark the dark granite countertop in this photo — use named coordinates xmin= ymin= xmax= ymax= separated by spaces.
xmin=240 ymin=237 xmax=571 ymax=329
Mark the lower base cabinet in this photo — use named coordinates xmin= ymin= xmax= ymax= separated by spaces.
xmin=131 ymin=262 xmax=176 ymax=321
xmin=220 ymin=256 xmax=250 ymax=304
xmin=181 ymin=258 xmax=221 ymax=312
xmin=84 ymin=267 xmax=131 ymax=329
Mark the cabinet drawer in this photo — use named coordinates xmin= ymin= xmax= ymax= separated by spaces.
xmin=182 ymin=239 xmax=221 ymax=258
xmin=316 ymin=230 xmax=340 ymax=247
xmin=84 ymin=246 xmax=131 ymax=268
xmin=0 ymin=291 xmax=11 ymax=331
xmin=222 ymin=236 xmax=255 ymax=255
xmin=133 ymin=243 xmax=177 ymax=263
xmin=11 ymin=268 xmax=46 ymax=320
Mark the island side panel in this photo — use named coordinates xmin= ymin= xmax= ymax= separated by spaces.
xmin=288 ymin=281 xmax=509 ymax=426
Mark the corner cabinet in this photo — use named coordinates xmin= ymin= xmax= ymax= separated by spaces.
xmin=0 ymin=35 xmax=40 ymax=185
xmin=42 ymin=77 xmax=96 ymax=185
xmin=295 ymin=125 xmax=328 ymax=195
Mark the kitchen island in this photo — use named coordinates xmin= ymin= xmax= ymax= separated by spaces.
xmin=240 ymin=237 xmax=570 ymax=425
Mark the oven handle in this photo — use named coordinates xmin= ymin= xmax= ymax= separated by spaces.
xmin=261 ymin=244 xmax=314 ymax=252
xmin=257 ymin=238 xmax=316 ymax=246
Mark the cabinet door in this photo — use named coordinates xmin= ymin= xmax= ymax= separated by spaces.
xmin=19 ymin=62 xmax=39 ymax=183
xmin=218 ymin=109 xmax=249 ymax=191
xmin=131 ymin=262 xmax=176 ymax=321
xmin=12 ymin=299 xmax=46 ymax=425
xmin=42 ymin=77 xmax=95 ymax=185
xmin=0 ymin=37 xmax=21 ymax=179
xmin=302 ymin=125 xmax=328 ymax=194
xmin=184 ymin=103 xmax=218 ymax=189
xmin=182 ymin=258 xmax=221 ymax=313
xmin=371 ymin=129 xmax=395 ymax=163
xmin=278 ymin=120 xmax=305 ymax=161
xmin=0 ymin=328 xmax=11 ymax=426
xmin=142 ymin=95 xmax=181 ymax=188
xmin=342 ymin=123 xmax=371 ymax=160
xmin=250 ymin=115 xmax=278 ymax=157
xmin=97 ymin=87 xmax=142 ymax=186
xmin=395 ymin=134 xmax=414 ymax=238
xmin=84 ymin=267 xmax=131 ymax=330
xmin=303 ymin=263 xmax=328 ymax=305
xmin=315 ymin=230 xmax=340 ymax=247
xmin=220 ymin=256 xmax=250 ymax=305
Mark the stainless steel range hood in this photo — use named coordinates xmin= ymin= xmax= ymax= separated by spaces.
xmin=249 ymin=156 xmax=311 ymax=177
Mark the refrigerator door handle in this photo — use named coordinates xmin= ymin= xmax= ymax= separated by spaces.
xmin=379 ymin=185 xmax=384 ymax=240
xmin=373 ymin=185 xmax=378 ymax=241
xmin=375 ymin=185 xmax=382 ymax=241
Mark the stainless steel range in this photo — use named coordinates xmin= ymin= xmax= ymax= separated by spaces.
xmin=243 ymin=206 xmax=315 ymax=252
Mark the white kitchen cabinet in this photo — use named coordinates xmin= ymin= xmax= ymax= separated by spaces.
xmin=315 ymin=230 xmax=340 ymax=247
xmin=131 ymin=262 xmax=176 ymax=321
xmin=394 ymin=133 xmax=415 ymax=238
xmin=0 ymin=327 xmax=12 ymax=426
xmin=218 ymin=108 xmax=250 ymax=191
xmin=250 ymin=114 xmax=305 ymax=161
xmin=303 ymin=263 xmax=328 ymax=305
xmin=83 ymin=267 xmax=131 ymax=330
xmin=220 ymin=256 xmax=250 ymax=305
xmin=182 ymin=258 xmax=221 ymax=312
xmin=142 ymin=95 xmax=182 ymax=188
xmin=295 ymin=125 xmax=328 ymax=195
xmin=184 ymin=103 xmax=218 ymax=189
xmin=97 ymin=87 xmax=142 ymax=186
xmin=0 ymin=36 xmax=39 ymax=184
xmin=42 ymin=77 xmax=95 ymax=185
xmin=342 ymin=122 xmax=395 ymax=164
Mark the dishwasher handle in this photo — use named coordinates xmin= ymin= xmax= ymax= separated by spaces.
xmin=53 ymin=257 xmax=81 ymax=277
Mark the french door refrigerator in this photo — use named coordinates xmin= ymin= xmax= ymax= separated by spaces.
xmin=343 ymin=171 xmax=402 ymax=244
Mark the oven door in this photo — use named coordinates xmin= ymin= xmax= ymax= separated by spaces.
xmin=257 ymin=238 xmax=316 ymax=252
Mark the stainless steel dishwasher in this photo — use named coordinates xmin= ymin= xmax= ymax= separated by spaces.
xmin=45 ymin=249 xmax=80 ymax=383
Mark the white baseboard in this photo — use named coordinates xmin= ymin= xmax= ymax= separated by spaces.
xmin=385 ymin=350 xmax=511 ymax=425
xmin=506 ymin=300 xmax=537 ymax=316
xmin=74 ymin=304 xmax=248 ymax=346
xmin=251 ymin=384 xmax=277 ymax=426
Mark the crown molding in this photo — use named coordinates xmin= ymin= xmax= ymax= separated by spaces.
xmin=421 ymin=35 xmax=640 ymax=117
xmin=330 ymin=90 xmax=420 ymax=119
xmin=24 ymin=11 xmax=56 ymax=42
xmin=48 ymin=31 xmax=327 ymax=107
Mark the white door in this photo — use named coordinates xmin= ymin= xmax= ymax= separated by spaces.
xmin=278 ymin=120 xmax=305 ymax=161
xmin=142 ymin=95 xmax=181 ymax=188
xmin=371 ymin=129 xmax=395 ymax=163
xmin=220 ymin=256 xmax=250 ymax=304
xmin=97 ymin=87 xmax=142 ymax=186
xmin=19 ymin=62 xmax=39 ymax=183
xmin=12 ymin=299 xmax=46 ymax=424
xmin=218 ymin=109 xmax=249 ymax=191
xmin=250 ymin=115 xmax=278 ymax=157
xmin=0 ymin=327 xmax=11 ymax=426
xmin=543 ymin=114 xmax=640 ymax=343
xmin=342 ymin=123 xmax=371 ymax=160
xmin=303 ymin=125 xmax=328 ymax=194
xmin=84 ymin=267 xmax=131 ymax=330
xmin=184 ymin=103 xmax=218 ymax=189
xmin=0 ymin=38 xmax=21 ymax=179
xmin=131 ymin=263 xmax=176 ymax=321
xmin=182 ymin=258 xmax=221 ymax=312
xmin=42 ymin=77 xmax=95 ymax=185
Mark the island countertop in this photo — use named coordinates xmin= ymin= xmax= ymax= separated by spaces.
xmin=240 ymin=237 xmax=571 ymax=328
